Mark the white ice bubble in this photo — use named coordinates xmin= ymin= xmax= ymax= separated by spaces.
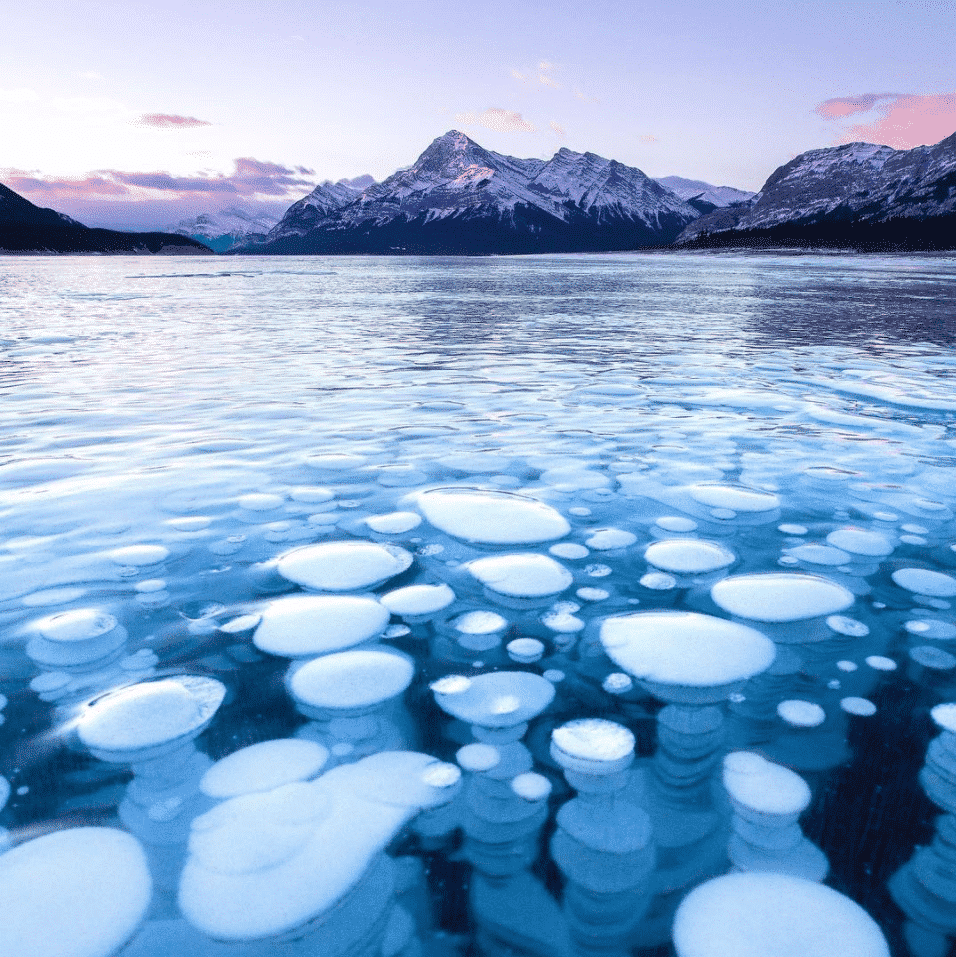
xmin=778 ymin=524 xmax=808 ymax=536
xmin=365 ymin=511 xmax=422 ymax=534
xmin=549 ymin=542 xmax=590 ymax=559
xmin=841 ymin=697 xmax=877 ymax=716
xmin=687 ymin=484 xmax=780 ymax=513
xmin=466 ymin=553 xmax=573 ymax=599
xmin=276 ymin=541 xmax=413 ymax=592
xmin=201 ymin=740 xmax=330 ymax=799
xmin=414 ymin=488 xmax=570 ymax=544
xmin=640 ymin=572 xmax=677 ymax=590
xmin=238 ymin=493 xmax=284 ymax=512
xmin=0 ymin=827 xmax=152 ymax=957
xmin=290 ymin=486 xmax=335 ymax=503
xmin=219 ymin=613 xmax=261 ymax=634
xmin=655 ymin=516 xmax=699 ymax=533
xmin=892 ymin=567 xmax=956 ymax=598
xmin=909 ymin=646 xmax=956 ymax=671
xmin=381 ymin=583 xmax=455 ymax=616
xmin=507 ymin=638 xmax=545 ymax=663
xmin=511 ymin=772 xmax=552 ymax=801
xmin=603 ymin=672 xmax=634 ymax=694
xmin=826 ymin=615 xmax=870 ymax=638
xmin=711 ymin=573 xmax=854 ymax=623
xmin=288 ymin=648 xmax=415 ymax=711
xmin=585 ymin=528 xmax=637 ymax=551
xmin=904 ymin=619 xmax=956 ymax=640
xmin=253 ymin=595 xmax=389 ymax=658
xmin=644 ymin=538 xmax=735 ymax=575
xmin=777 ymin=700 xmax=826 ymax=728
xmin=865 ymin=655 xmax=897 ymax=672
xmin=432 ymin=671 xmax=555 ymax=728
xmin=786 ymin=544 xmax=852 ymax=566
xmin=576 ymin=587 xmax=609 ymax=602
xmin=826 ymin=527 xmax=894 ymax=557
xmin=108 ymin=544 xmax=169 ymax=566
xmin=722 ymin=751 xmax=811 ymax=815
xmin=673 ymin=872 xmax=889 ymax=957
xmin=452 ymin=610 xmax=507 ymax=635
xmin=837 ymin=660 xmax=858 ymax=672
xmin=551 ymin=718 xmax=634 ymax=772
xmin=930 ymin=703 xmax=956 ymax=733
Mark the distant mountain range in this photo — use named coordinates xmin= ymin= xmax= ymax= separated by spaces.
xmin=0 ymin=183 xmax=210 ymax=255
xmin=4 ymin=128 xmax=955 ymax=254
xmin=677 ymin=132 xmax=956 ymax=250
xmin=243 ymin=131 xmax=703 ymax=254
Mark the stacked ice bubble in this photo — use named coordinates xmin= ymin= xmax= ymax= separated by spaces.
xmin=1 ymin=442 xmax=951 ymax=957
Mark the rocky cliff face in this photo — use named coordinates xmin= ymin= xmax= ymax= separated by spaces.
xmin=677 ymin=133 xmax=956 ymax=250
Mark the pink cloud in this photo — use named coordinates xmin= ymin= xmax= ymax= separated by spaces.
xmin=2 ymin=173 xmax=129 ymax=197
xmin=814 ymin=93 xmax=898 ymax=119
xmin=816 ymin=92 xmax=956 ymax=149
xmin=133 ymin=113 xmax=212 ymax=129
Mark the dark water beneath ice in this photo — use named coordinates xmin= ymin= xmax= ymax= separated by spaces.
xmin=1 ymin=251 xmax=956 ymax=957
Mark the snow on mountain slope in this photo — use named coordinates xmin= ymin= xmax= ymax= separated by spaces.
xmin=172 ymin=207 xmax=280 ymax=251
xmin=656 ymin=176 xmax=755 ymax=207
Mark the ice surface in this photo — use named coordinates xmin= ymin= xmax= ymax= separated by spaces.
xmin=252 ymin=594 xmax=389 ymax=657
xmin=711 ymin=573 xmax=854 ymax=622
xmin=276 ymin=540 xmax=413 ymax=591
xmin=0 ymin=827 xmax=151 ymax=957
xmin=413 ymin=488 xmax=570 ymax=544
xmin=673 ymin=872 xmax=889 ymax=957
xmin=465 ymin=553 xmax=573 ymax=598
xmin=601 ymin=611 xmax=776 ymax=687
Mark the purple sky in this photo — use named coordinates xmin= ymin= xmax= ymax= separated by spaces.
xmin=2 ymin=0 xmax=953 ymax=229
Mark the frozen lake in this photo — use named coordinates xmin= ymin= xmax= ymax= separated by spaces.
xmin=1 ymin=251 xmax=956 ymax=957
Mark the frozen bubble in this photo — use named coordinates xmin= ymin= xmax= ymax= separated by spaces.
xmin=552 ymin=718 xmax=634 ymax=770
xmin=905 ymin=619 xmax=956 ymax=640
xmin=711 ymin=508 xmax=737 ymax=520
xmin=837 ymin=660 xmax=858 ymax=672
xmin=209 ymin=534 xmax=246 ymax=555
xmin=453 ymin=610 xmax=507 ymax=635
xmin=909 ymin=646 xmax=956 ymax=670
xmin=433 ymin=671 xmax=555 ymax=727
xmin=414 ymin=488 xmax=570 ymax=544
xmin=511 ymin=772 xmax=552 ymax=801
xmin=892 ymin=567 xmax=956 ymax=598
xmin=544 ymin=669 xmax=565 ymax=683
xmin=900 ymin=534 xmax=927 ymax=545
xmin=777 ymin=700 xmax=826 ymax=728
xmin=35 ymin=608 xmax=118 ymax=643
xmin=201 ymin=740 xmax=329 ymax=799
xmin=687 ymin=484 xmax=780 ymax=513
xmin=466 ymin=553 xmax=573 ymax=599
xmin=21 ymin=586 xmax=88 ymax=607
xmin=785 ymin=544 xmax=851 ymax=566
xmin=640 ymin=572 xmax=677 ymax=590
xmin=134 ymin=578 xmax=166 ymax=593
xmin=288 ymin=648 xmax=415 ymax=711
xmin=430 ymin=675 xmax=472 ymax=696
xmin=585 ymin=528 xmax=637 ymax=551
xmin=219 ymin=614 xmax=261 ymax=634
xmin=826 ymin=528 xmax=894 ymax=557
xmin=30 ymin=671 xmax=72 ymax=693
xmin=930 ymin=703 xmax=956 ymax=733
xmin=0 ymin=827 xmax=152 ymax=957
xmin=290 ymin=486 xmax=335 ymax=503
xmin=549 ymin=542 xmax=590 ymax=559
xmin=166 ymin=514 xmax=211 ymax=531
xmin=507 ymin=638 xmax=545 ymax=663
xmin=902 ymin=523 xmax=929 ymax=535
xmin=78 ymin=676 xmax=225 ymax=755
xmin=381 ymin=583 xmax=455 ymax=616
xmin=841 ymin=697 xmax=877 ymax=716
xmin=722 ymin=751 xmax=811 ymax=815
xmin=238 ymin=493 xmax=284 ymax=512
xmin=586 ymin=564 xmax=612 ymax=578
xmin=276 ymin=540 xmax=413 ymax=592
xmin=673 ymin=872 xmax=889 ymax=957
xmin=541 ymin=610 xmax=584 ymax=633
xmin=577 ymin=587 xmax=609 ymax=601
xmin=384 ymin=623 xmax=411 ymax=638
xmin=603 ymin=672 xmax=634 ymax=694
xmin=644 ymin=538 xmax=735 ymax=574
xmin=456 ymin=743 xmax=500 ymax=772
xmin=778 ymin=524 xmax=808 ymax=536
xmin=253 ymin=595 xmax=389 ymax=658
xmin=655 ymin=516 xmax=699 ymax=533
xmin=601 ymin=611 xmax=776 ymax=689
xmin=421 ymin=762 xmax=461 ymax=789
xmin=108 ymin=544 xmax=169 ymax=566
xmin=826 ymin=615 xmax=870 ymax=638
xmin=711 ymin=573 xmax=854 ymax=623
xmin=866 ymin=655 xmax=897 ymax=671
xmin=568 ymin=506 xmax=592 ymax=517
xmin=304 ymin=452 xmax=366 ymax=471
xmin=365 ymin=511 xmax=422 ymax=534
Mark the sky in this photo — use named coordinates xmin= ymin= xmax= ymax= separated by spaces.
xmin=1 ymin=0 xmax=954 ymax=229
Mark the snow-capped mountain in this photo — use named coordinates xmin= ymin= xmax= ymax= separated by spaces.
xmin=246 ymin=131 xmax=700 ymax=255
xmin=655 ymin=176 xmax=755 ymax=212
xmin=171 ymin=206 xmax=281 ymax=253
xmin=677 ymin=132 xmax=956 ymax=249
